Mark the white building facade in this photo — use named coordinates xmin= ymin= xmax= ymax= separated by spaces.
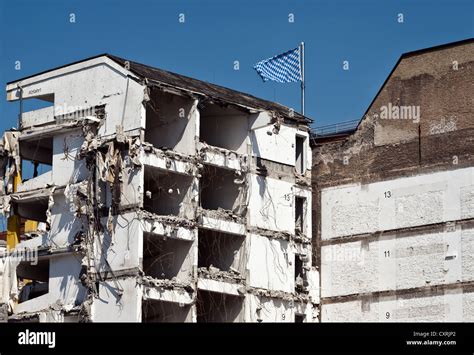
xmin=0 ymin=54 xmax=317 ymax=322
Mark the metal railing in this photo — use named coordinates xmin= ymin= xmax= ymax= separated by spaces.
xmin=312 ymin=119 xmax=360 ymax=136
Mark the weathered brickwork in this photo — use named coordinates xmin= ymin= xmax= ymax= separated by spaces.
xmin=312 ymin=39 xmax=474 ymax=321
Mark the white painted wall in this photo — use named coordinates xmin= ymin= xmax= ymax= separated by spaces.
xmin=322 ymin=288 xmax=474 ymax=322
xmin=48 ymin=255 xmax=86 ymax=306
xmin=93 ymin=277 xmax=142 ymax=322
xmin=248 ymin=175 xmax=294 ymax=233
xmin=52 ymin=129 xmax=88 ymax=186
xmin=321 ymin=167 xmax=474 ymax=240
xmin=18 ymin=171 xmax=52 ymax=192
xmin=8 ymin=57 xmax=146 ymax=136
xmin=94 ymin=212 xmax=143 ymax=273
xmin=21 ymin=106 xmax=55 ymax=128
xmin=244 ymin=294 xmax=293 ymax=322
xmin=246 ymin=234 xmax=293 ymax=293
xmin=321 ymin=227 xmax=474 ymax=298
xmin=15 ymin=254 xmax=86 ymax=314
xmin=250 ymin=123 xmax=296 ymax=167
xmin=50 ymin=193 xmax=84 ymax=247
xmin=0 ymin=254 xmax=6 ymax=303
xmin=120 ymin=156 xmax=143 ymax=209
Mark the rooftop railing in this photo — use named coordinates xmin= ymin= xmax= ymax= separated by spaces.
xmin=312 ymin=119 xmax=360 ymax=136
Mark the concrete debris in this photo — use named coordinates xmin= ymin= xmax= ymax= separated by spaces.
xmin=247 ymin=287 xmax=311 ymax=303
xmin=0 ymin=303 xmax=8 ymax=323
xmin=199 ymin=207 xmax=244 ymax=224
xmin=151 ymin=145 xmax=197 ymax=165
xmin=247 ymin=227 xmax=294 ymax=242
xmin=1 ymin=255 xmax=21 ymax=311
xmin=0 ymin=195 xmax=11 ymax=216
xmin=198 ymin=142 xmax=248 ymax=173
xmin=64 ymin=182 xmax=89 ymax=215
xmin=295 ymin=275 xmax=304 ymax=288
xmin=79 ymin=298 xmax=93 ymax=323
xmin=7 ymin=312 xmax=40 ymax=323
xmin=102 ymin=141 xmax=122 ymax=185
xmin=127 ymin=137 xmax=142 ymax=167
xmin=0 ymin=131 xmax=20 ymax=194
xmin=139 ymin=210 xmax=196 ymax=229
xmin=197 ymin=266 xmax=245 ymax=284
xmin=140 ymin=275 xmax=193 ymax=292
xmin=46 ymin=186 xmax=56 ymax=226
xmin=295 ymin=174 xmax=311 ymax=187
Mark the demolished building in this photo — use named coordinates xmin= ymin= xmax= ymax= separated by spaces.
xmin=312 ymin=38 xmax=474 ymax=321
xmin=0 ymin=54 xmax=317 ymax=322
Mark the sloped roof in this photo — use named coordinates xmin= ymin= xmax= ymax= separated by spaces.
xmin=106 ymin=54 xmax=310 ymax=123
xmin=311 ymin=37 xmax=473 ymax=142
xmin=7 ymin=53 xmax=311 ymax=124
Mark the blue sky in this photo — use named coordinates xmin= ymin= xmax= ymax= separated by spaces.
xmin=0 ymin=0 xmax=472 ymax=132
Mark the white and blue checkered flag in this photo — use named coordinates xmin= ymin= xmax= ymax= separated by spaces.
xmin=254 ymin=47 xmax=302 ymax=83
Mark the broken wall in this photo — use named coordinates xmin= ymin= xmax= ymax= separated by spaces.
xmin=200 ymin=165 xmax=243 ymax=213
xmin=249 ymin=112 xmax=311 ymax=174
xmin=6 ymin=57 xmax=146 ymax=136
xmin=145 ymin=90 xmax=197 ymax=155
xmin=199 ymin=105 xmax=248 ymax=154
xmin=13 ymin=254 xmax=86 ymax=315
xmin=196 ymin=290 xmax=244 ymax=322
xmin=144 ymin=167 xmax=195 ymax=219
xmin=2 ymin=54 xmax=316 ymax=323
xmin=143 ymin=232 xmax=194 ymax=283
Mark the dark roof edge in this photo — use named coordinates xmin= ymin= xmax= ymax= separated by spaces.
xmin=6 ymin=53 xmax=312 ymax=124
xmin=106 ymin=55 xmax=312 ymax=124
xmin=401 ymin=37 xmax=474 ymax=59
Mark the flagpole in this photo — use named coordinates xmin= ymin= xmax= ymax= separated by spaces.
xmin=300 ymin=42 xmax=305 ymax=116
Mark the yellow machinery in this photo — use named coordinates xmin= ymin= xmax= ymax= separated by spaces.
xmin=6 ymin=172 xmax=21 ymax=250
xmin=6 ymin=162 xmax=39 ymax=250
xmin=6 ymin=166 xmax=36 ymax=290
